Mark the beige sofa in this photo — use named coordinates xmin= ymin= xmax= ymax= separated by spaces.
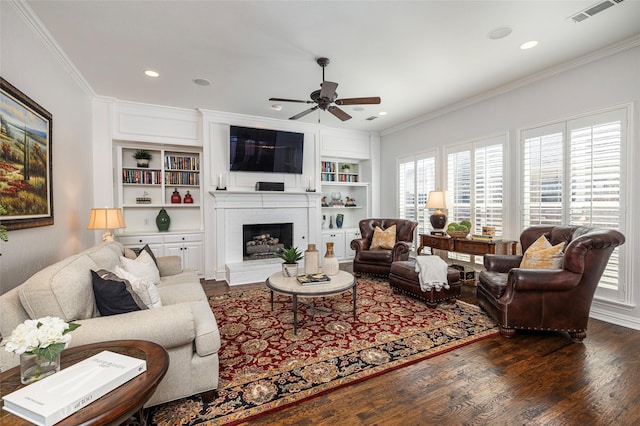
xmin=0 ymin=241 xmax=220 ymax=407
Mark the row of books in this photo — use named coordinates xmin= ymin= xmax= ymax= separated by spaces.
xmin=165 ymin=155 xmax=199 ymax=171
xmin=165 ymin=171 xmax=200 ymax=186
xmin=336 ymin=174 xmax=359 ymax=183
xmin=123 ymin=169 xmax=162 ymax=184
xmin=321 ymin=161 xmax=336 ymax=173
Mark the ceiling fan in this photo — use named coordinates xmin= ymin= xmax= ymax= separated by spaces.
xmin=269 ymin=57 xmax=381 ymax=122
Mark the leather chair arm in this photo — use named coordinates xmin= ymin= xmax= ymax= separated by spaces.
xmin=483 ymin=254 xmax=522 ymax=272
xmin=392 ymin=241 xmax=412 ymax=261
xmin=508 ymin=268 xmax=582 ymax=292
xmin=351 ymin=238 xmax=370 ymax=252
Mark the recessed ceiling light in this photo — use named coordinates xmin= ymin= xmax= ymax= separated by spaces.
xmin=378 ymin=111 xmax=387 ymax=116
xmin=520 ymin=40 xmax=539 ymax=50
xmin=353 ymin=107 xmax=365 ymax=112
xmin=144 ymin=70 xmax=159 ymax=78
xmin=488 ymin=26 xmax=513 ymax=40
xmin=193 ymin=78 xmax=211 ymax=86
xmin=271 ymin=104 xmax=282 ymax=111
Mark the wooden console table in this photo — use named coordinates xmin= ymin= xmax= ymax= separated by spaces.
xmin=0 ymin=339 xmax=169 ymax=426
xmin=418 ymin=234 xmax=517 ymax=256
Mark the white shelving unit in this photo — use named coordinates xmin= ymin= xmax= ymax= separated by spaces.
xmin=320 ymin=159 xmax=369 ymax=262
xmin=115 ymin=143 xmax=204 ymax=275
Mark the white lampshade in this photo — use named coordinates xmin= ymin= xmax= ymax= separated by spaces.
xmin=426 ymin=190 xmax=447 ymax=209
xmin=87 ymin=208 xmax=126 ymax=241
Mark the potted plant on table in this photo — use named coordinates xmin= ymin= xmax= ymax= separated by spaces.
xmin=277 ymin=246 xmax=303 ymax=277
xmin=133 ymin=149 xmax=152 ymax=168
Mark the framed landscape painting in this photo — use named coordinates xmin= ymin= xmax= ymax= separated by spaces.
xmin=0 ymin=77 xmax=53 ymax=230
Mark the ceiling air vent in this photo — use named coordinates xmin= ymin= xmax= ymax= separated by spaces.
xmin=365 ymin=116 xmax=378 ymax=121
xmin=569 ymin=0 xmax=624 ymax=23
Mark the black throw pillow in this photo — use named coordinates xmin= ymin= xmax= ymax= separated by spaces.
xmin=91 ymin=269 xmax=148 ymax=316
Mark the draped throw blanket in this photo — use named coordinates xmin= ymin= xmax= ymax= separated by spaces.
xmin=415 ymin=255 xmax=450 ymax=291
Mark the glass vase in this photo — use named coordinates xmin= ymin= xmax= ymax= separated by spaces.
xmin=20 ymin=353 xmax=61 ymax=384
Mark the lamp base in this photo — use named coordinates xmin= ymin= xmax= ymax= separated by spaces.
xmin=429 ymin=211 xmax=447 ymax=231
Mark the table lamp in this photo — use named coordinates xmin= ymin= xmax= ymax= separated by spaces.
xmin=87 ymin=208 xmax=126 ymax=241
xmin=425 ymin=190 xmax=447 ymax=235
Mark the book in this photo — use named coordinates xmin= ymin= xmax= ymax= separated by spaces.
xmin=2 ymin=350 xmax=147 ymax=426
xmin=297 ymin=273 xmax=331 ymax=285
xmin=472 ymin=234 xmax=493 ymax=241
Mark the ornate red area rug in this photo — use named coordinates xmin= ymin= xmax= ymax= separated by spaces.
xmin=147 ymin=277 xmax=498 ymax=425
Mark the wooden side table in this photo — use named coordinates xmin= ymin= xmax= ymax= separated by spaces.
xmin=418 ymin=234 xmax=517 ymax=257
xmin=0 ymin=340 xmax=169 ymax=426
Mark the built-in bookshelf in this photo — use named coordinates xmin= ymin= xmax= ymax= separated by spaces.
xmin=116 ymin=144 xmax=202 ymax=235
xmin=321 ymin=160 xmax=359 ymax=183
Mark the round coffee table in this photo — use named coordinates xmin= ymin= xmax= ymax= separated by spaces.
xmin=0 ymin=339 xmax=169 ymax=426
xmin=266 ymin=270 xmax=356 ymax=335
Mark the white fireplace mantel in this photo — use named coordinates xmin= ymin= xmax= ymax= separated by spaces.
xmin=210 ymin=190 xmax=322 ymax=285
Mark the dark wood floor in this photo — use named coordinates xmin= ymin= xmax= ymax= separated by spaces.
xmin=201 ymin=265 xmax=640 ymax=425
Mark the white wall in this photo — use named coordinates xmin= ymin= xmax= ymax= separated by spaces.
xmin=380 ymin=42 xmax=640 ymax=328
xmin=0 ymin=2 xmax=95 ymax=292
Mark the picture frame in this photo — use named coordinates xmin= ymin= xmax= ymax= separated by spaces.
xmin=0 ymin=77 xmax=54 ymax=230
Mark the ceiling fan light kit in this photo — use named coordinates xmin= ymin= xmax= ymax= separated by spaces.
xmin=269 ymin=57 xmax=381 ymax=122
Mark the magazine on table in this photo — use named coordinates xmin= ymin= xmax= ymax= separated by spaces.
xmin=297 ymin=273 xmax=331 ymax=285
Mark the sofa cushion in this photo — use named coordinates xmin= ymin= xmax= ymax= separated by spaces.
xmin=120 ymin=250 xmax=161 ymax=284
xmin=19 ymin=254 xmax=98 ymax=322
xmin=359 ymin=249 xmax=393 ymax=263
xmin=114 ymin=266 xmax=162 ymax=308
xmin=371 ymin=225 xmax=396 ymax=249
xmin=520 ymin=235 xmax=565 ymax=269
xmin=478 ymin=271 xmax=508 ymax=299
xmin=131 ymin=244 xmax=158 ymax=265
xmin=91 ymin=269 xmax=148 ymax=316
xmin=84 ymin=242 xmax=124 ymax=271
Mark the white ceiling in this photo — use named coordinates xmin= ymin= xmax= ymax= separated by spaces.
xmin=26 ymin=0 xmax=640 ymax=133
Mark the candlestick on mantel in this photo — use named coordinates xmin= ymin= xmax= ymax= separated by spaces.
xmin=217 ymin=173 xmax=226 ymax=190
xmin=306 ymin=177 xmax=316 ymax=192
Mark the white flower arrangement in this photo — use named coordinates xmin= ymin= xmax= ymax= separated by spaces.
xmin=2 ymin=316 xmax=80 ymax=362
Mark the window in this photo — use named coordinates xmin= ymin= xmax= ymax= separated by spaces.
xmin=398 ymin=151 xmax=437 ymax=238
xmin=446 ymin=134 xmax=506 ymax=263
xmin=521 ymin=107 xmax=627 ymax=300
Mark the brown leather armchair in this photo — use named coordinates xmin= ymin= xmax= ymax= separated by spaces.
xmin=477 ymin=225 xmax=625 ymax=341
xmin=350 ymin=218 xmax=418 ymax=276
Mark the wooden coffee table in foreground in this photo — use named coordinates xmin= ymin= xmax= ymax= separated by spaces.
xmin=266 ymin=270 xmax=357 ymax=335
xmin=0 ymin=339 xmax=169 ymax=426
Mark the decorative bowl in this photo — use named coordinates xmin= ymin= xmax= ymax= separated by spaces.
xmin=447 ymin=230 xmax=470 ymax=239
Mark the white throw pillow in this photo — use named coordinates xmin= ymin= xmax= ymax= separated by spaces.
xmin=114 ymin=266 xmax=163 ymax=308
xmin=119 ymin=250 xmax=161 ymax=284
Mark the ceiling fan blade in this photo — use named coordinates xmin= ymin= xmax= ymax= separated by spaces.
xmin=335 ymin=97 xmax=381 ymax=106
xmin=319 ymin=81 xmax=338 ymax=99
xmin=289 ymin=106 xmax=318 ymax=120
xmin=327 ymin=105 xmax=352 ymax=121
xmin=269 ymin=97 xmax=314 ymax=104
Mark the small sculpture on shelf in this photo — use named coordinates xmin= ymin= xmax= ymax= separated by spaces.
xmin=330 ymin=192 xmax=344 ymax=206
xmin=345 ymin=197 xmax=356 ymax=207
xmin=321 ymin=196 xmax=329 ymax=207
xmin=171 ymin=188 xmax=182 ymax=204
xmin=136 ymin=191 xmax=151 ymax=204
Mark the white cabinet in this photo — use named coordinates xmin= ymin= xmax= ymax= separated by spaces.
xmin=117 ymin=233 xmax=204 ymax=276
xmin=321 ymin=228 xmax=361 ymax=262
xmin=344 ymin=229 xmax=362 ymax=260
xmin=321 ymin=231 xmax=346 ymax=261
xmin=118 ymin=235 xmax=164 ymax=258
xmin=164 ymin=234 xmax=204 ymax=275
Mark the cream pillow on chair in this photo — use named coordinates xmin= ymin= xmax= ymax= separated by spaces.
xmin=371 ymin=224 xmax=397 ymax=250
xmin=119 ymin=250 xmax=161 ymax=284
xmin=520 ymin=235 xmax=565 ymax=269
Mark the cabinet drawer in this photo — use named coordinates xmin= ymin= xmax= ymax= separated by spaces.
xmin=163 ymin=233 xmax=203 ymax=244
xmin=455 ymin=240 xmax=491 ymax=255
xmin=118 ymin=235 xmax=164 ymax=246
xmin=423 ymin=236 xmax=451 ymax=250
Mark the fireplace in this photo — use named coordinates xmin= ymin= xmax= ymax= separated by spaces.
xmin=243 ymin=223 xmax=293 ymax=260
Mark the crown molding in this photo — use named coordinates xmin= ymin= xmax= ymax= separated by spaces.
xmin=9 ymin=0 xmax=96 ymax=98
xmin=381 ymin=34 xmax=640 ymax=137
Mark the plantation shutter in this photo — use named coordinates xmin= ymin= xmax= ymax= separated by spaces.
xmin=522 ymin=123 xmax=565 ymax=227
xmin=447 ymin=148 xmax=472 ymax=262
xmin=474 ymin=140 xmax=504 ymax=236
xmin=568 ymin=110 xmax=624 ymax=292
xmin=398 ymin=152 xmax=437 ymax=237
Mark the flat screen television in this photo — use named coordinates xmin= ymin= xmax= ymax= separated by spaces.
xmin=229 ymin=125 xmax=304 ymax=174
